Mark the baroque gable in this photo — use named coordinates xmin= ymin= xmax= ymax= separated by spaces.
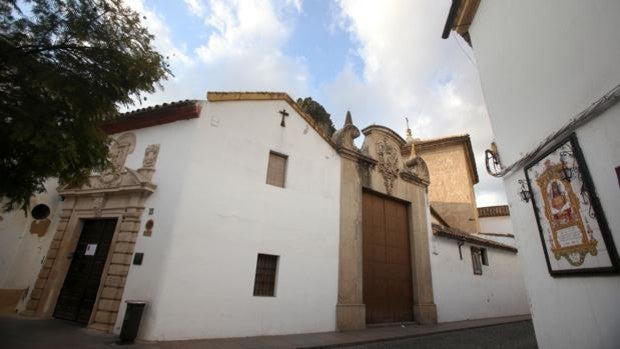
xmin=58 ymin=132 xmax=158 ymax=197
xmin=360 ymin=125 xmax=429 ymax=195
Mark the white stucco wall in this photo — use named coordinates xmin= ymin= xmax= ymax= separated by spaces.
xmin=429 ymin=235 xmax=530 ymax=323
xmin=469 ymin=1 xmax=620 ymax=348
xmin=118 ymin=99 xmax=341 ymax=340
xmin=479 ymin=216 xmax=512 ymax=235
xmin=0 ymin=180 xmax=62 ymax=312
xmin=477 ymin=216 xmax=516 ymax=247
xmin=106 ymin=117 xmax=199 ymax=338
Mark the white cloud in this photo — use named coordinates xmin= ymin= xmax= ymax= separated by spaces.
xmin=122 ymin=0 xmax=309 ymax=106
xmin=330 ymin=0 xmax=507 ymax=205
xmin=192 ymin=0 xmax=310 ymax=96
xmin=123 ymin=0 xmax=193 ymax=66
xmin=285 ymin=0 xmax=302 ymax=13
xmin=196 ymin=0 xmax=289 ymax=63
xmin=184 ymin=0 xmax=207 ymax=17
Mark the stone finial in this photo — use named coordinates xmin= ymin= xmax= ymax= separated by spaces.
xmin=142 ymin=144 xmax=160 ymax=169
xmin=405 ymin=117 xmax=414 ymax=144
xmin=345 ymin=111 xmax=353 ymax=125
xmin=405 ymin=155 xmax=430 ymax=183
xmin=404 ymin=117 xmax=416 ymax=159
xmin=332 ymin=110 xmax=360 ymax=150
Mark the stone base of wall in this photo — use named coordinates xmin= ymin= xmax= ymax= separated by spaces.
xmin=337 ymin=303 xmax=366 ymax=331
xmin=414 ymin=303 xmax=438 ymax=325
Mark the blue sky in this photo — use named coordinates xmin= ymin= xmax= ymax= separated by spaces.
xmin=125 ymin=0 xmax=507 ymax=206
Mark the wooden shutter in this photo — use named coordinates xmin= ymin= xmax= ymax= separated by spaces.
xmin=471 ymin=247 xmax=483 ymax=275
xmin=481 ymin=248 xmax=489 ymax=265
xmin=266 ymin=151 xmax=287 ymax=188
xmin=253 ymin=254 xmax=279 ymax=296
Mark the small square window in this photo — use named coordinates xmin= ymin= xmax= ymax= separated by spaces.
xmin=266 ymin=151 xmax=288 ymax=188
xmin=471 ymin=247 xmax=483 ymax=275
xmin=253 ymin=254 xmax=279 ymax=297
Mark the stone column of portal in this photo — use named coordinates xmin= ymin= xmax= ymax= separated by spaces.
xmin=404 ymin=139 xmax=437 ymax=325
xmin=333 ymin=112 xmax=367 ymax=331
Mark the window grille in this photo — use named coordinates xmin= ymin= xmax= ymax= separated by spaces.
xmin=253 ymin=254 xmax=279 ymax=296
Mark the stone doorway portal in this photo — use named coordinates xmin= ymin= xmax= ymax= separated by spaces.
xmin=53 ymin=219 xmax=117 ymax=324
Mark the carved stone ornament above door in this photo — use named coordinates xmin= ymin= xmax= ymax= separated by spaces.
xmin=57 ymin=132 xmax=157 ymax=196
xmin=97 ymin=133 xmax=136 ymax=188
xmin=376 ymin=137 xmax=400 ymax=194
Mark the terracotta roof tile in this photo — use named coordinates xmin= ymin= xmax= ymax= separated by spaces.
xmin=478 ymin=205 xmax=510 ymax=217
xmin=101 ymin=100 xmax=202 ymax=134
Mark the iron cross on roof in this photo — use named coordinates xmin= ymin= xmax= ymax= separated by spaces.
xmin=279 ymin=109 xmax=289 ymax=127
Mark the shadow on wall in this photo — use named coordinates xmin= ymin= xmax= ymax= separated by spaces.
xmin=431 ymin=201 xmax=479 ymax=234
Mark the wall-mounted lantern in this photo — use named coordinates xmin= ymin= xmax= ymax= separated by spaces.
xmin=518 ymin=179 xmax=532 ymax=203
xmin=559 ymin=150 xmax=575 ymax=182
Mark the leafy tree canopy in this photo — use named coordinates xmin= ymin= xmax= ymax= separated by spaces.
xmin=0 ymin=0 xmax=171 ymax=211
xmin=296 ymin=97 xmax=336 ymax=136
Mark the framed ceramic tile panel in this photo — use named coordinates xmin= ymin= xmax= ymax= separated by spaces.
xmin=524 ymin=133 xmax=618 ymax=275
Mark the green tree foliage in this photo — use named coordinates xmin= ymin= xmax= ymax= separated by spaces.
xmin=296 ymin=97 xmax=336 ymax=136
xmin=0 ymin=0 xmax=171 ymax=211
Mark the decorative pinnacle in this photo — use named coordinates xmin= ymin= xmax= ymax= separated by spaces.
xmin=345 ymin=110 xmax=353 ymax=126
xmin=405 ymin=117 xmax=414 ymax=144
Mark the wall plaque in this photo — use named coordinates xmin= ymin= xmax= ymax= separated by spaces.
xmin=85 ymin=244 xmax=97 ymax=256
xmin=524 ymin=133 xmax=618 ymax=275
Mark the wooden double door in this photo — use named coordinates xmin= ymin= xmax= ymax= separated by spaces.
xmin=362 ymin=191 xmax=413 ymax=324
xmin=53 ymin=219 xmax=117 ymax=324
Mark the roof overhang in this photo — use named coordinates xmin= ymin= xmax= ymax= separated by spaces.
xmin=441 ymin=0 xmax=480 ymax=45
xmin=100 ymin=100 xmax=201 ymax=134
xmin=432 ymin=223 xmax=517 ymax=253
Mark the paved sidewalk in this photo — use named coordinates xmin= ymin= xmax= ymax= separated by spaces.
xmin=0 ymin=314 xmax=532 ymax=349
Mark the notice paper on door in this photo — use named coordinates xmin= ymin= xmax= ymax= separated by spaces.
xmin=85 ymin=244 xmax=97 ymax=256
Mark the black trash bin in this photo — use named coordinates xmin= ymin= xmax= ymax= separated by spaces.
xmin=117 ymin=300 xmax=147 ymax=345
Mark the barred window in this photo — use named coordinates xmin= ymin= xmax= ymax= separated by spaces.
xmin=253 ymin=254 xmax=279 ymax=296
xmin=266 ymin=151 xmax=287 ymax=188
xmin=471 ymin=247 xmax=483 ymax=275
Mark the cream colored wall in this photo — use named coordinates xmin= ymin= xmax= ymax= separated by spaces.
xmin=0 ymin=180 xmax=62 ymax=313
xmin=418 ymin=144 xmax=479 ymax=234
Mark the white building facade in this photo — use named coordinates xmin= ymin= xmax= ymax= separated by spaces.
xmin=444 ymin=1 xmax=620 ymax=348
xmin=1 ymin=91 xmax=529 ymax=341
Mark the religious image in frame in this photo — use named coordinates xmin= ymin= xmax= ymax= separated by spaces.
xmin=524 ymin=133 xmax=618 ymax=275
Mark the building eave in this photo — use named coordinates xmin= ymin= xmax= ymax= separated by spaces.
xmin=432 ymin=223 xmax=518 ymax=253
xmin=100 ymin=100 xmax=202 ymax=134
xmin=441 ymin=0 xmax=480 ymax=44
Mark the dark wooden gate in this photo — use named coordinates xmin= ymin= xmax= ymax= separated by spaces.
xmin=53 ymin=219 xmax=117 ymax=324
xmin=362 ymin=191 xmax=413 ymax=324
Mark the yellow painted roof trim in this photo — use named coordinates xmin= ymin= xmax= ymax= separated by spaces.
xmin=207 ymin=91 xmax=336 ymax=149
xmin=454 ymin=0 xmax=480 ymax=34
